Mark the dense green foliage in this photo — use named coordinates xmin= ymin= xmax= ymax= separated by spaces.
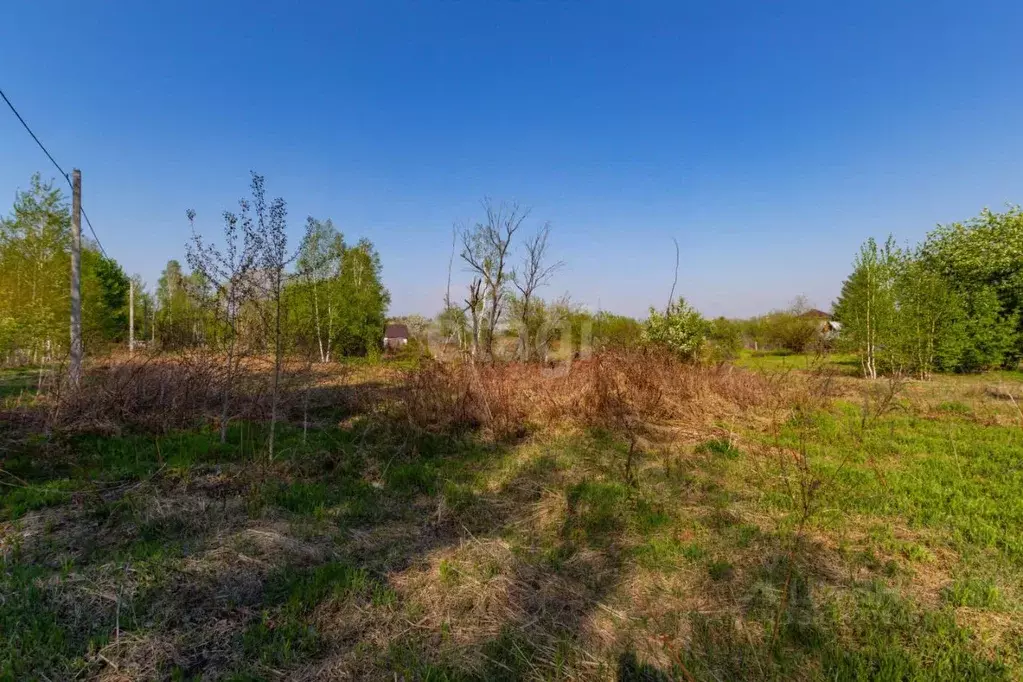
xmin=0 ymin=175 xmax=132 ymax=363
xmin=160 ymin=221 xmax=388 ymax=359
xmin=836 ymin=208 xmax=1023 ymax=377
xmin=706 ymin=316 xmax=743 ymax=362
xmin=287 ymin=218 xmax=390 ymax=359
xmin=736 ymin=298 xmax=825 ymax=355
xmin=643 ymin=297 xmax=707 ymax=360
xmin=592 ymin=311 xmax=644 ymax=350
xmin=0 ymin=174 xmax=390 ymax=365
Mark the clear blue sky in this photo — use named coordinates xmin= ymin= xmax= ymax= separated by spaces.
xmin=3 ymin=1 xmax=1022 ymax=318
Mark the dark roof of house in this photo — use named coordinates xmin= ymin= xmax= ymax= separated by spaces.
xmin=384 ymin=323 xmax=410 ymax=339
xmin=799 ymin=309 xmax=833 ymax=320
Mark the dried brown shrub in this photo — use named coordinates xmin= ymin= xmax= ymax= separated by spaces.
xmin=48 ymin=351 xmax=275 ymax=435
xmin=43 ymin=346 xmax=788 ymax=444
xmin=396 ymin=347 xmax=779 ymax=442
xmin=42 ymin=349 xmax=374 ymax=438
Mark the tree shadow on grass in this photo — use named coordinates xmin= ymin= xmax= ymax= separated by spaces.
xmin=2 ymin=414 xmax=644 ymax=680
xmin=3 ymin=393 xmax=1012 ymax=681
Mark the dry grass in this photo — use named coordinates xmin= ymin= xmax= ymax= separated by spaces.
xmin=16 ymin=350 xmax=378 ymax=437
xmin=396 ymin=348 xmax=786 ymax=444
xmin=3 ymin=350 xmax=1023 ymax=680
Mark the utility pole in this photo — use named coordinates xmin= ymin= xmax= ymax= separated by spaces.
xmin=129 ymin=279 xmax=135 ymax=354
xmin=69 ymin=169 xmax=83 ymax=386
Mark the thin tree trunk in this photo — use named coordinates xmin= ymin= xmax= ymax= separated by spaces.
xmin=312 ymin=278 xmax=325 ymax=363
xmin=326 ymin=298 xmax=334 ymax=363
xmin=220 ymin=342 xmax=233 ymax=444
xmin=268 ymin=274 xmax=283 ymax=460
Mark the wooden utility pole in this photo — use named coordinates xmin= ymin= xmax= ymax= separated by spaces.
xmin=129 ymin=279 xmax=135 ymax=354
xmin=69 ymin=169 xmax=83 ymax=386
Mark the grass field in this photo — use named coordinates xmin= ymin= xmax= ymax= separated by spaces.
xmin=2 ymin=356 xmax=1023 ymax=680
xmin=735 ymin=349 xmax=861 ymax=375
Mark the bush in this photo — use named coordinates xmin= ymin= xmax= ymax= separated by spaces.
xmin=643 ymin=298 xmax=707 ymax=361
xmin=593 ymin=312 xmax=644 ymax=350
xmin=706 ymin=317 xmax=743 ymax=363
xmin=957 ymin=287 xmax=1020 ymax=372
xmin=762 ymin=312 xmax=820 ymax=353
xmin=396 ymin=348 xmax=775 ymax=442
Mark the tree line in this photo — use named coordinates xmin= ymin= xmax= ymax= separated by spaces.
xmin=153 ymin=177 xmax=390 ymax=363
xmin=835 ymin=207 xmax=1023 ymax=378
xmin=6 ymin=169 xmax=1018 ymax=379
xmin=0 ymin=173 xmax=390 ymax=367
xmin=0 ymin=175 xmax=133 ymax=364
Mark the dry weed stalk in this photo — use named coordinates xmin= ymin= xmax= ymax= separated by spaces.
xmin=396 ymin=347 xmax=779 ymax=468
xmin=40 ymin=350 xmax=346 ymax=440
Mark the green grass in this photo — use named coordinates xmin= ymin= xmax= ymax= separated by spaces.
xmin=0 ymin=562 xmax=94 ymax=680
xmin=765 ymin=401 xmax=1023 ymax=561
xmin=0 ymin=366 xmax=39 ymax=402
xmin=942 ymin=578 xmax=1004 ymax=609
xmin=3 ymin=365 xmax=1023 ymax=679
xmin=735 ymin=349 xmax=860 ymax=374
xmin=241 ymin=560 xmax=376 ymax=667
xmin=696 ymin=438 xmax=742 ymax=459
xmin=0 ymin=479 xmax=77 ymax=520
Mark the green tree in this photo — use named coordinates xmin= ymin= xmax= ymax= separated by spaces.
xmin=958 ymin=286 xmax=1019 ymax=372
xmin=335 ymin=239 xmax=390 ymax=356
xmin=892 ymin=256 xmax=966 ymax=378
xmin=834 ymin=237 xmax=900 ymax=378
xmin=128 ymin=274 xmax=155 ymax=346
xmin=82 ymin=251 xmax=130 ymax=347
xmin=0 ymin=174 xmax=133 ymax=362
xmin=922 ymin=207 xmax=1023 ymax=364
xmin=593 ymin=312 xmax=643 ymax=350
xmin=293 ymin=217 xmax=345 ymax=362
xmin=706 ymin=316 xmax=743 ymax=363
xmin=643 ymin=297 xmax=707 ymax=361
xmin=155 ymin=259 xmax=201 ymax=348
xmin=0 ymin=175 xmax=70 ymax=362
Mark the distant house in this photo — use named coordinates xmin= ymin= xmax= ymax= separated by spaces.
xmin=800 ymin=309 xmax=842 ymax=338
xmin=383 ymin=323 xmax=410 ymax=350
xmin=799 ymin=309 xmax=832 ymax=320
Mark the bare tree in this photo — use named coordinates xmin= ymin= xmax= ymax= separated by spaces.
xmin=460 ymin=199 xmax=525 ymax=359
xmin=512 ymin=223 xmax=563 ymax=360
xmin=248 ymin=174 xmax=293 ymax=460
xmin=186 ymin=199 xmax=260 ymax=444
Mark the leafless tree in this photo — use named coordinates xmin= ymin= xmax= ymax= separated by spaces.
xmin=185 ymin=198 xmax=260 ymax=444
xmin=460 ymin=199 xmax=525 ymax=359
xmin=667 ymin=237 xmax=679 ymax=313
xmin=512 ymin=223 xmax=563 ymax=360
xmin=248 ymin=174 xmax=293 ymax=460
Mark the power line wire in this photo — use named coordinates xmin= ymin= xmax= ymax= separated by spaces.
xmin=80 ymin=207 xmax=107 ymax=258
xmin=0 ymin=87 xmax=69 ymax=180
xmin=0 ymin=86 xmax=108 ymax=258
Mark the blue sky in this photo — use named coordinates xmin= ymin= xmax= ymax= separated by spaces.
xmin=2 ymin=1 xmax=1022 ymax=318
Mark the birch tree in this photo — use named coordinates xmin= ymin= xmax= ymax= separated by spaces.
xmin=296 ymin=217 xmax=345 ymax=362
xmin=834 ymin=237 xmax=899 ymax=379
